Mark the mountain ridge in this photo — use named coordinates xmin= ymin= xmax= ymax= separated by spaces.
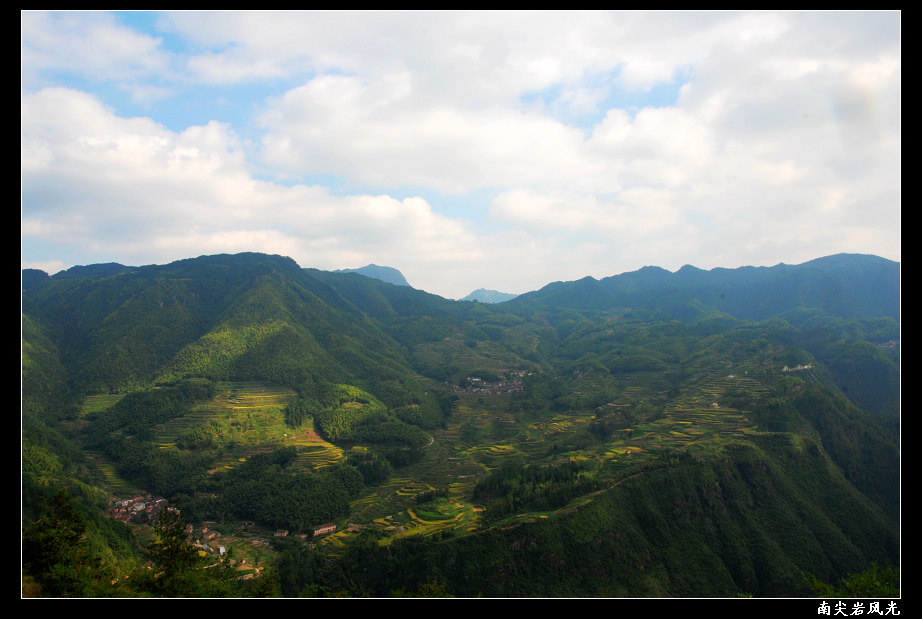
xmin=508 ymin=253 xmax=899 ymax=321
xmin=23 ymin=251 xmax=898 ymax=312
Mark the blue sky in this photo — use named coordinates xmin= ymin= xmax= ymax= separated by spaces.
xmin=22 ymin=11 xmax=900 ymax=298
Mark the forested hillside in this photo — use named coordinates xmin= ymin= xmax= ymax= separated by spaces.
xmin=21 ymin=252 xmax=899 ymax=597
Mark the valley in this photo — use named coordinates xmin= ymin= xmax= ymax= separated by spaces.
xmin=21 ymin=252 xmax=900 ymax=597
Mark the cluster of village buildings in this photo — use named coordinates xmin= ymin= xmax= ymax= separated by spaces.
xmin=186 ymin=522 xmax=227 ymax=556
xmin=272 ymin=522 xmax=338 ymax=539
xmin=110 ymin=493 xmax=345 ymax=575
xmin=111 ymin=494 xmax=339 ymax=542
xmin=109 ymin=495 xmax=226 ymax=556
xmin=110 ymin=494 xmax=169 ymax=525
xmin=453 ymin=369 xmax=530 ymax=395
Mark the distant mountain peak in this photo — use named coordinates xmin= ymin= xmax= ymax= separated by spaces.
xmin=460 ymin=288 xmax=519 ymax=303
xmin=334 ymin=264 xmax=411 ymax=287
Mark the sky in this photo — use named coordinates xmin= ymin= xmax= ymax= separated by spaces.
xmin=21 ymin=11 xmax=901 ymax=299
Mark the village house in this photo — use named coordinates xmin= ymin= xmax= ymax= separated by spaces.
xmin=109 ymin=495 xmax=168 ymax=524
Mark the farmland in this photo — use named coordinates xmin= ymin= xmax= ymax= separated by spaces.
xmin=74 ymin=358 xmax=775 ymax=553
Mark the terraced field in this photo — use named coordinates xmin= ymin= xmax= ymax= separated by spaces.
xmin=403 ymin=500 xmax=480 ymax=537
xmin=145 ymin=381 xmax=294 ymax=449
xmin=596 ymin=372 xmax=770 ymax=467
xmin=289 ymin=440 xmax=345 ymax=471
xmin=79 ymin=382 xmax=350 ymax=482
xmin=80 ymin=393 xmax=127 ymax=416
xmin=77 ymin=364 xmax=781 ymax=552
xmin=83 ymin=451 xmax=144 ymax=495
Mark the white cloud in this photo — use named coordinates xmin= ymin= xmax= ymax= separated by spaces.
xmin=20 ymin=87 xmax=518 ymax=297
xmin=21 ymin=11 xmax=171 ymax=86
xmin=21 ymin=12 xmax=901 ymax=298
xmin=258 ymin=74 xmax=597 ymax=194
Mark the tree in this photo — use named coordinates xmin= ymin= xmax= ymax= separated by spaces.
xmin=22 ymin=489 xmax=94 ymax=596
xmin=140 ymin=503 xmax=237 ymax=597
xmin=148 ymin=505 xmax=198 ymax=575
xmin=806 ymin=563 xmax=900 ymax=598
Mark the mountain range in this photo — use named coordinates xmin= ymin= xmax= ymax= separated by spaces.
xmin=21 ymin=252 xmax=900 ymax=598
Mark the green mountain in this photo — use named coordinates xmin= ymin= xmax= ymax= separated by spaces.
xmin=21 ymin=252 xmax=899 ymax=598
xmin=509 ymin=254 xmax=900 ymax=322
